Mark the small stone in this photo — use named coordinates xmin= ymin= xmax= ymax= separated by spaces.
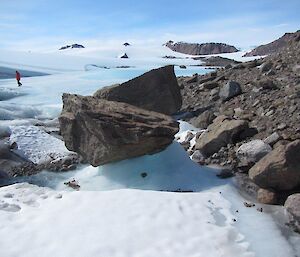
xmin=264 ymin=132 xmax=281 ymax=146
xmin=141 ymin=172 xmax=148 ymax=178
xmin=243 ymin=202 xmax=255 ymax=208
xmin=277 ymin=123 xmax=287 ymax=130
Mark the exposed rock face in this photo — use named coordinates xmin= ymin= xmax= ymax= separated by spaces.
xmin=94 ymin=65 xmax=182 ymax=115
xmin=195 ymin=116 xmax=249 ymax=157
xmin=59 ymin=44 xmax=85 ymax=50
xmin=249 ymin=140 xmax=300 ymax=191
xmin=285 ymin=194 xmax=300 ymax=231
xmin=236 ymin=140 xmax=272 ymax=164
xmin=244 ymin=30 xmax=300 ymax=56
xmin=59 ymin=94 xmax=179 ymax=166
xmin=219 ymin=81 xmax=242 ymax=101
xmin=165 ymin=41 xmax=238 ymax=55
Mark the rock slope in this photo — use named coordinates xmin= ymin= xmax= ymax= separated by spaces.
xmin=244 ymin=30 xmax=300 ymax=57
xmin=178 ymin=33 xmax=300 ymax=212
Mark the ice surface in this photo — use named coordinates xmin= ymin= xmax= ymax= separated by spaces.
xmin=9 ymin=125 xmax=75 ymax=164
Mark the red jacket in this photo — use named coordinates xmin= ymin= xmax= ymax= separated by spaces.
xmin=16 ymin=71 xmax=21 ymax=81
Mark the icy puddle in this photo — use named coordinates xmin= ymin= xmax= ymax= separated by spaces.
xmin=0 ymin=143 xmax=299 ymax=257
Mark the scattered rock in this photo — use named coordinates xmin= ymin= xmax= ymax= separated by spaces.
xmin=64 ymin=179 xmax=80 ymax=190
xmin=264 ymin=132 xmax=281 ymax=146
xmin=190 ymin=110 xmax=216 ymax=129
xmin=219 ymin=81 xmax=242 ymax=101
xmin=244 ymin=202 xmax=256 ymax=208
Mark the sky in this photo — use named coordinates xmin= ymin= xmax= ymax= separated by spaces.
xmin=0 ymin=0 xmax=299 ymax=51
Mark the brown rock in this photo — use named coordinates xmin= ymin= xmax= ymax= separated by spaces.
xmin=94 ymin=65 xmax=182 ymax=115
xmin=257 ymin=188 xmax=277 ymax=204
xmin=249 ymin=140 xmax=300 ymax=191
xmin=195 ymin=116 xmax=249 ymax=157
xmin=59 ymin=94 xmax=179 ymax=166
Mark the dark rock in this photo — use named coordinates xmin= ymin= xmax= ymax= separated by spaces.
xmin=216 ymin=169 xmax=234 ymax=179
xmin=219 ymin=81 xmax=242 ymax=101
xmin=59 ymin=94 xmax=179 ymax=166
xmin=94 ymin=66 xmax=182 ymax=115
xmin=120 ymin=53 xmax=129 ymax=59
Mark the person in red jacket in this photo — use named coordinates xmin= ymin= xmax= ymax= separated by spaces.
xmin=16 ymin=71 xmax=22 ymax=86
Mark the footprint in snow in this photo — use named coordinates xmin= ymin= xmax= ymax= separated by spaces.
xmin=0 ymin=201 xmax=21 ymax=212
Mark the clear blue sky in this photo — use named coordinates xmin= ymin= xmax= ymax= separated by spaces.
xmin=0 ymin=0 xmax=299 ymax=51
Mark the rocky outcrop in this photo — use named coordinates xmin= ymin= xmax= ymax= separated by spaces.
xmin=165 ymin=41 xmax=239 ymax=55
xmin=59 ymin=44 xmax=85 ymax=50
xmin=195 ymin=116 xmax=249 ymax=157
xmin=119 ymin=53 xmax=129 ymax=59
xmin=244 ymin=30 xmax=300 ymax=56
xmin=94 ymin=65 xmax=182 ymax=115
xmin=59 ymin=94 xmax=179 ymax=166
xmin=249 ymin=140 xmax=300 ymax=191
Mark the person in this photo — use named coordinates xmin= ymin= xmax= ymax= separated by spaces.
xmin=15 ymin=71 xmax=22 ymax=86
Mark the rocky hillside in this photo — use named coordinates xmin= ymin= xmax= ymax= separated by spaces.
xmin=165 ymin=41 xmax=238 ymax=55
xmin=244 ymin=30 xmax=300 ymax=57
xmin=178 ymin=34 xmax=300 ymax=230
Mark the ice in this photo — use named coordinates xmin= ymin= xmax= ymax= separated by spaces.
xmin=0 ymin=87 xmax=27 ymax=101
xmin=9 ymin=125 xmax=75 ymax=165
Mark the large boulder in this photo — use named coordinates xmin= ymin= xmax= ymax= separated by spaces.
xmin=249 ymin=140 xmax=300 ymax=191
xmin=59 ymin=94 xmax=179 ymax=166
xmin=195 ymin=116 xmax=249 ymax=157
xmin=94 ymin=65 xmax=182 ymax=115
